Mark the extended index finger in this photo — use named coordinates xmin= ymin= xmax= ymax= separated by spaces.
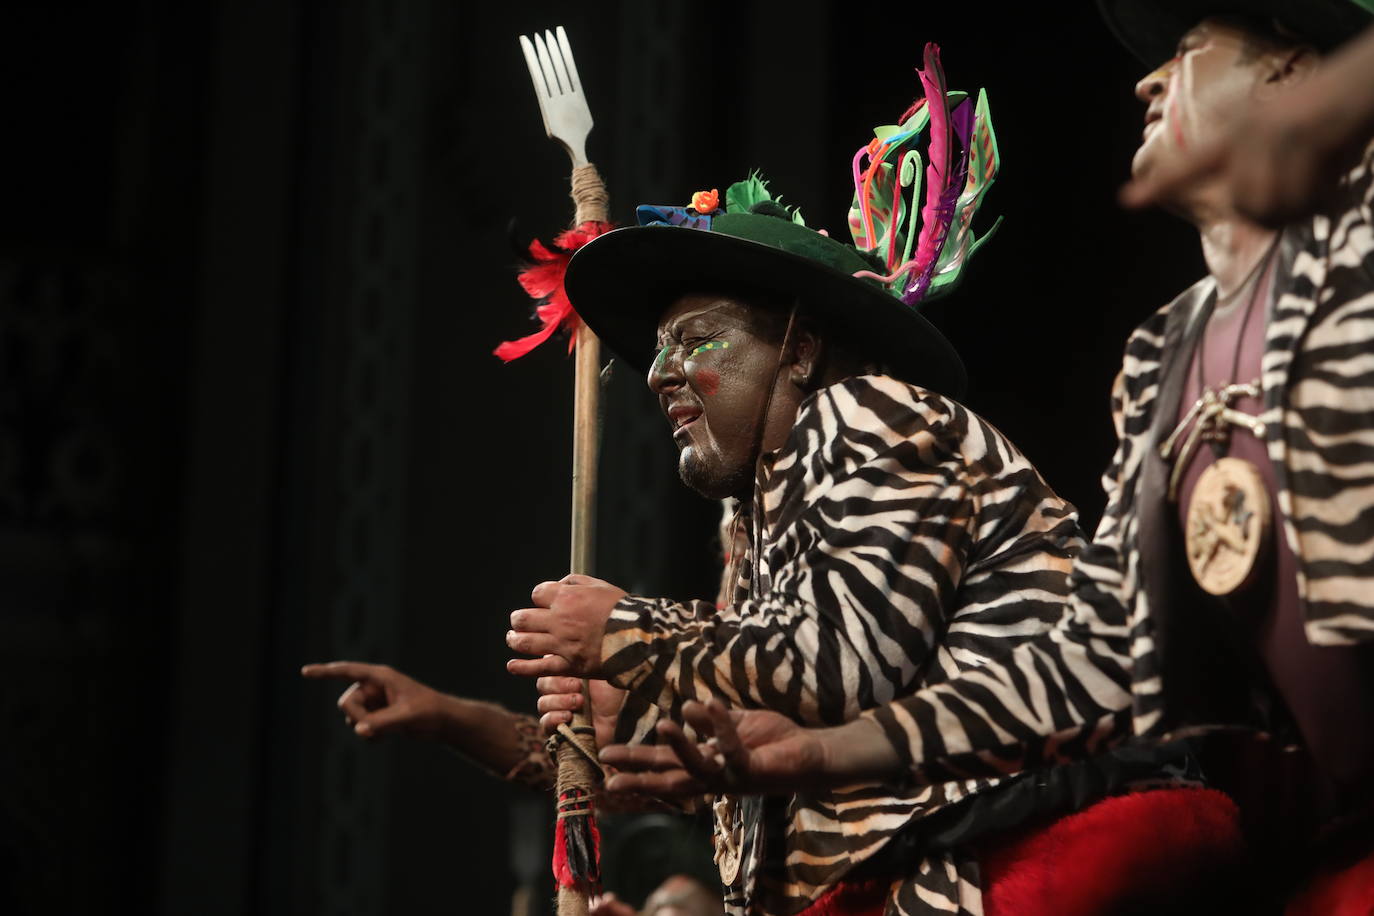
xmin=301 ymin=661 xmax=376 ymax=681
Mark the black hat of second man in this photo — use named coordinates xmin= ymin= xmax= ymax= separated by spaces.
xmin=1098 ymin=0 xmax=1374 ymax=66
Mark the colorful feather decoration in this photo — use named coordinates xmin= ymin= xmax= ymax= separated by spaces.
xmin=495 ymin=220 xmax=613 ymax=362
xmin=847 ymin=44 xmax=1000 ymax=309
xmin=928 ymin=88 xmax=1002 ymax=298
xmin=902 ymin=94 xmax=973 ymax=305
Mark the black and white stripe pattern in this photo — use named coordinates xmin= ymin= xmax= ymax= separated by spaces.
xmin=603 ymin=375 xmax=1083 ymax=915
xmin=1273 ymin=142 xmax=1374 ymax=646
xmin=863 ymin=141 xmax=1374 ymax=792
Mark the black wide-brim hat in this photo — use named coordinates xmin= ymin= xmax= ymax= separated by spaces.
xmin=563 ymin=213 xmax=968 ymax=398
xmin=1098 ymin=0 xmax=1374 ymax=66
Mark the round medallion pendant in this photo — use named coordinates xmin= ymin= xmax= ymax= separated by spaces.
xmin=1185 ymin=457 xmax=1272 ymax=595
xmin=713 ymin=795 xmax=742 ymax=886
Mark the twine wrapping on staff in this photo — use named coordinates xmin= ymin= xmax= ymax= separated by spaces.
xmin=571 ymin=164 xmax=610 ymax=226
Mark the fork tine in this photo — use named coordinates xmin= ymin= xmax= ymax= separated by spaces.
xmin=554 ymin=27 xmax=582 ymax=95
xmin=544 ymin=29 xmax=573 ymax=98
xmin=518 ymin=34 xmax=550 ymax=99
xmin=532 ymin=31 xmax=563 ymax=96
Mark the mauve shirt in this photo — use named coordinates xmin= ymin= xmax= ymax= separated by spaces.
xmin=1173 ymin=260 xmax=1374 ymax=831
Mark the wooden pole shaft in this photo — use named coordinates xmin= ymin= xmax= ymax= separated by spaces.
xmin=569 ymin=324 xmax=600 ymax=576
xmin=557 ymin=163 xmax=609 ymax=916
xmin=556 ymin=333 xmax=601 ymax=916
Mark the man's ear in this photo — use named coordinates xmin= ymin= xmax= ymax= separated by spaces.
xmin=1260 ymin=43 xmax=1320 ymax=94
xmin=788 ymin=328 xmax=823 ymax=387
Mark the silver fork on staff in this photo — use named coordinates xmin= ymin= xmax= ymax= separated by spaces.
xmin=519 ymin=26 xmax=594 ymax=169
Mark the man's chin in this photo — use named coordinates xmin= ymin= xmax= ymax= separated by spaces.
xmin=679 ymin=451 xmax=746 ymax=501
xmin=1131 ymin=141 xmax=1195 ymax=218
xmin=1130 ymin=144 xmax=1155 ymax=181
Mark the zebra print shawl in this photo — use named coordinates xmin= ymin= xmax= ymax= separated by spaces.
xmin=863 ymin=141 xmax=1374 ymax=800
xmin=602 ymin=374 xmax=1083 ymax=915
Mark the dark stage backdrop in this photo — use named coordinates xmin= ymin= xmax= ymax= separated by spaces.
xmin=0 ymin=2 xmax=1203 ymax=914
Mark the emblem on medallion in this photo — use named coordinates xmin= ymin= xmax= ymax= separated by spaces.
xmin=1185 ymin=457 xmax=1272 ymax=595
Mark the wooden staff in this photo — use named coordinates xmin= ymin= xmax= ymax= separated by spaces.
xmin=516 ymin=28 xmax=611 ymax=916
xmin=552 ymin=167 xmax=609 ymax=916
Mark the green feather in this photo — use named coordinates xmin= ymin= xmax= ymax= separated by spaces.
xmin=724 ymin=171 xmax=806 ymax=225
xmin=724 ymin=171 xmax=772 ymax=214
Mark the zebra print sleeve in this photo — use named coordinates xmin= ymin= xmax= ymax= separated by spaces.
xmin=863 ymin=370 xmax=1140 ymax=782
xmin=1289 ymin=137 xmax=1374 ymax=645
xmin=599 ymin=380 xmax=982 ymax=728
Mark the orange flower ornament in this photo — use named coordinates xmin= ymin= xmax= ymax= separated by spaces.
xmin=690 ymin=188 xmax=720 ymax=213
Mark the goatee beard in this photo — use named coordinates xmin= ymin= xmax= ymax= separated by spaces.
xmin=679 ymin=450 xmax=751 ymax=501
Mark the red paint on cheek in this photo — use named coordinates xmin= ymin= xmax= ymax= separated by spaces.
xmin=696 ymin=368 xmax=721 ymax=396
xmin=1168 ymin=82 xmax=1188 ymax=150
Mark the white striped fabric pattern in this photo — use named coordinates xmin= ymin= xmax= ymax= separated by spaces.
xmin=602 ymin=374 xmax=1084 ymax=914
xmin=860 ymin=141 xmax=1374 ymax=802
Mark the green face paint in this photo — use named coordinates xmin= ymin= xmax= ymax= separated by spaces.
xmin=688 ymin=340 xmax=730 ymax=358
xmin=650 ymin=337 xmax=728 ymax=374
xmin=652 ymin=344 xmax=670 ymax=372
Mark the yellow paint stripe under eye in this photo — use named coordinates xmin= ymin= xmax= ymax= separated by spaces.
xmin=689 ymin=341 xmax=730 ymax=357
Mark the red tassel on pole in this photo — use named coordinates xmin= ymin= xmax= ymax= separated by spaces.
xmin=552 ymin=787 xmax=602 ymax=890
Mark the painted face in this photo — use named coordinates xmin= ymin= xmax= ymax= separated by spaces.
xmin=648 ymin=293 xmax=789 ymax=499
xmin=1131 ymin=19 xmax=1271 ymax=183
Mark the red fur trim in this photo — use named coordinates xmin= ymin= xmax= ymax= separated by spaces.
xmin=983 ymin=788 xmax=1243 ymax=916
xmin=1286 ymin=846 xmax=1374 ymax=916
xmin=798 ymin=878 xmax=888 ymax=916
xmin=495 ymin=220 xmax=613 ymax=362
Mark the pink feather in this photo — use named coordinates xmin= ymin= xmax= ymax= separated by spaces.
xmin=907 ymin=44 xmax=953 ymax=288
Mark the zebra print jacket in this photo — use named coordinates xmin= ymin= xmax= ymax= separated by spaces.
xmin=601 ymin=374 xmax=1083 ymax=915
xmin=865 ymin=142 xmax=1374 ymax=782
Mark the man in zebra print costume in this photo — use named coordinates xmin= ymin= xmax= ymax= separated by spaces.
xmin=509 ymin=165 xmax=1242 ymax=911
xmin=603 ymin=0 xmax=1374 ymax=908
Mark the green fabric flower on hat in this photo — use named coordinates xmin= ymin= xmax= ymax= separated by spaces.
xmin=725 ymin=171 xmax=806 ymax=226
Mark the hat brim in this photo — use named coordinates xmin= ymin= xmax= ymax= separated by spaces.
xmin=564 ymin=225 xmax=968 ymax=398
xmin=1098 ymin=0 xmax=1373 ymax=65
